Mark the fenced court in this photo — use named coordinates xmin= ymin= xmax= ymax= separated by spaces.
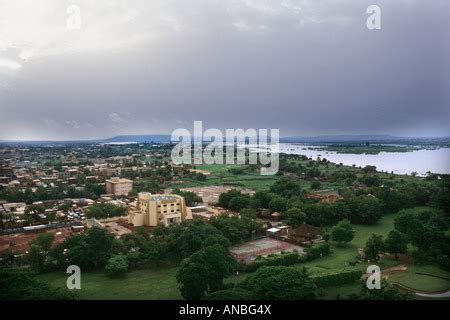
xmin=229 ymin=237 xmax=304 ymax=263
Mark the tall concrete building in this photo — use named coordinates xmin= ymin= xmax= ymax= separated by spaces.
xmin=128 ymin=192 xmax=192 ymax=227
xmin=105 ymin=177 xmax=133 ymax=196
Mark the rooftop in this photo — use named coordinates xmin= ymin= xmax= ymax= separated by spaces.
xmin=106 ymin=178 xmax=133 ymax=183
xmin=150 ymin=195 xmax=180 ymax=201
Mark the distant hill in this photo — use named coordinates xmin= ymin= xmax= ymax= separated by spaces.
xmin=0 ymin=134 xmax=172 ymax=146
xmin=103 ymin=135 xmax=171 ymax=144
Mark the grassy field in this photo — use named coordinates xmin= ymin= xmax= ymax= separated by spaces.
xmin=318 ymin=282 xmax=362 ymax=300
xmin=37 ymin=267 xmax=182 ymax=300
xmin=174 ymin=164 xmax=281 ymax=191
xmin=295 ymin=213 xmax=399 ymax=276
xmin=388 ymin=264 xmax=450 ymax=292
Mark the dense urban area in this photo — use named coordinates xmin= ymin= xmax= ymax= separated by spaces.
xmin=0 ymin=142 xmax=449 ymax=300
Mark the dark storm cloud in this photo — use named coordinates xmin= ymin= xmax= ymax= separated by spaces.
xmin=0 ymin=0 xmax=448 ymax=140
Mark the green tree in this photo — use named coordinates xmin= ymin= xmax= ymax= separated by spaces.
xmin=46 ymin=211 xmax=57 ymax=224
xmin=105 ymin=255 xmax=129 ymax=276
xmin=85 ymin=203 xmax=127 ymax=219
xmin=228 ymin=196 xmax=251 ymax=211
xmin=253 ymin=191 xmax=273 ymax=208
xmin=176 ymin=245 xmax=235 ymax=300
xmin=394 ymin=209 xmax=447 ymax=252
xmin=431 ymin=174 xmax=450 ymax=217
xmin=152 ymin=223 xmax=169 ymax=238
xmin=0 ymin=250 xmax=16 ymax=267
xmin=172 ymin=189 xmax=203 ymax=206
xmin=365 ymin=234 xmax=385 ymax=262
xmin=241 ymin=266 xmax=317 ymax=300
xmin=240 ymin=208 xmax=257 ymax=219
xmin=0 ymin=267 xmax=74 ymax=300
xmin=268 ymin=195 xmax=287 ymax=212
xmin=27 ymin=244 xmax=45 ymax=272
xmin=385 ymin=230 xmax=408 ymax=260
xmin=49 ymin=226 xmax=114 ymax=270
xmin=167 ymin=220 xmax=230 ymax=258
xmin=270 ymin=178 xmax=302 ymax=198
xmin=345 ymin=195 xmax=382 ymax=225
xmin=34 ymin=232 xmax=55 ymax=252
xmin=330 ymin=219 xmax=355 ymax=246
xmin=285 ymin=208 xmax=306 ymax=228
xmin=209 ymin=215 xmax=256 ymax=244
xmin=310 ymin=181 xmax=321 ymax=190
xmin=176 ymin=261 xmax=208 ymax=300
xmin=218 ymin=189 xmax=242 ymax=208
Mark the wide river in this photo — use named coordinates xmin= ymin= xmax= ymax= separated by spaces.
xmin=278 ymin=144 xmax=450 ymax=176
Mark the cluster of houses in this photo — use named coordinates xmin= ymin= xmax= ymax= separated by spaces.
xmin=1 ymin=146 xmax=327 ymax=256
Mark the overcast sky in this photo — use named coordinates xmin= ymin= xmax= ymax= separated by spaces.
xmin=0 ymin=0 xmax=449 ymax=140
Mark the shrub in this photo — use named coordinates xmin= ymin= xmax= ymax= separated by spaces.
xmin=246 ymin=251 xmax=300 ymax=272
xmin=312 ymin=269 xmax=363 ymax=287
xmin=305 ymin=243 xmax=331 ymax=261
xmin=105 ymin=255 xmax=129 ymax=276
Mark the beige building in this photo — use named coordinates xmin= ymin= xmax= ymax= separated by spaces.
xmin=100 ymin=167 xmax=122 ymax=177
xmin=105 ymin=177 xmax=133 ymax=196
xmin=128 ymin=192 xmax=192 ymax=227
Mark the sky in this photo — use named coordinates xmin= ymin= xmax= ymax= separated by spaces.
xmin=0 ymin=0 xmax=449 ymax=140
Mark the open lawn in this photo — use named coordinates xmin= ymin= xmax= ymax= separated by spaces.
xmin=388 ymin=264 xmax=450 ymax=293
xmin=37 ymin=267 xmax=182 ymax=300
xmin=174 ymin=164 xmax=281 ymax=191
xmin=295 ymin=213 xmax=399 ymax=276
xmin=318 ymin=282 xmax=362 ymax=300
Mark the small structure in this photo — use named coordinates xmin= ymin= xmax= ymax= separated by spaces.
xmin=289 ymin=223 xmax=322 ymax=244
xmin=188 ymin=206 xmax=226 ymax=221
xmin=71 ymin=225 xmax=85 ymax=232
xmin=270 ymin=211 xmax=281 ymax=221
xmin=266 ymin=225 xmax=290 ymax=239
xmin=357 ymin=248 xmax=366 ymax=260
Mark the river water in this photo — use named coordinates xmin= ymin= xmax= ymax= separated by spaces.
xmin=279 ymin=144 xmax=450 ymax=176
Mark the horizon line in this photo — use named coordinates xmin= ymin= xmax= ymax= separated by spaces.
xmin=1 ymin=133 xmax=449 ymax=143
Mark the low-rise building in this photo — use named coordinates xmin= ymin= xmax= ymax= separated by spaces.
xmin=105 ymin=177 xmax=133 ymax=196
xmin=128 ymin=192 xmax=192 ymax=227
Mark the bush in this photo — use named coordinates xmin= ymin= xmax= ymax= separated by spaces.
xmin=312 ymin=269 xmax=363 ymax=287
xmin=206 ymin=288 xmax=259 ymax=300
xmin=412 ymin=249 xmax=429 ymax=265
xmin=241 ymin=266 xmax=318 ymax=300
xmin=246 ymin=251 xmax=300 ymax=272
xmin=105 ymin=255 xmax=129 ymax=276
xmin=305 ymin=243 xmax=331 ymax=261
xmin=85 ymin=203 xmax=127 ymax=219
